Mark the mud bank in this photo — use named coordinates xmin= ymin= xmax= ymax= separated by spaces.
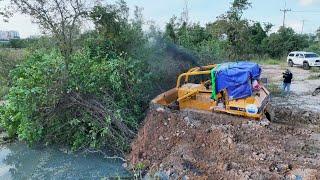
xmin=128 ymin=105 xmax=320 ymax=179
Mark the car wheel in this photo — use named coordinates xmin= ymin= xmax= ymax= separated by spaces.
xmin=288 ymin=60 xmax=293 ymax=67
xmin=303 ymin=62 xmax=310 ymax=70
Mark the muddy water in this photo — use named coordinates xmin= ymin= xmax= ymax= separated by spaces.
xmin=0 ymin=142 xmax=130 ymax=179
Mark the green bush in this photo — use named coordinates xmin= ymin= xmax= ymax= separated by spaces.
xmin=307 ymin=42 xmax=320 ymax=55
xmin=0 ymin=50 xmax=65 ymax=141
xmin=0 ymin=46 xmax=150 ymax=152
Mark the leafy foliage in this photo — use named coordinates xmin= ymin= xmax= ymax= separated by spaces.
xmin=0 ymin=50 xmax=65 ymax=141
xmin=90 ymin=1 xmax=147 ymax=60
xmin=262 ymin=27 xmax=309 ymax=58
xmin=164 ymin=0 xmax=311 ymax=60
xmin=0 ymin=43 xmax=150 ymax=152
xmin=9 ymin=0 xmax=89 ymax=64
xmin=0 ymin=1 xmax=151 ymax=153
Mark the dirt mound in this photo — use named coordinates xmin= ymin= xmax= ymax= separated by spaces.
xmin=272 ymin=105 xmax=320 ymax=125
xmin=128 ymin=106 xmax=320 ymax=179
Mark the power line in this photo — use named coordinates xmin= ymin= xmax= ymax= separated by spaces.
xmin=292 ymin=10 xmax=320 ymax=13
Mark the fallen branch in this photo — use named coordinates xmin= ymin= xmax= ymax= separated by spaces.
xmin=82 ymin=149 xmax=127 ymax=162
xmin=67 ymin=92 xmax=135 ymax=139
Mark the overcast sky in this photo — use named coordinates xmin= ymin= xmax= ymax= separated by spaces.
xmin=1 ymin=0 xmax=320 ymax=38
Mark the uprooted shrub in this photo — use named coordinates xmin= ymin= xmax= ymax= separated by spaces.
xmin=0 ymin=46 xmax=150 ymax=153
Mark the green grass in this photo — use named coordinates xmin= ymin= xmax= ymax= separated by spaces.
xmin=268 ymin=83 xmax=282 ymax=95
xmin=310 ymin=67 xmax=320 ymax=73
xmin=252 ymin=58 xmax=286 ymax=65
xmin=308 ymin=74 xmax=320 ymax=80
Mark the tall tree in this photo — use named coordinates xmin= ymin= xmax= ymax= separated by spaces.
xmin=9 ymin=0 xmax=90 ymax=70
xmin=228 ymin=0 xmax=252 ymax=21
xmin=90 ymin=1 xmax=146 ymax=58
xmin=247 ymin=22 xmax=268 ymax=55
xmin=262 ymin=27 xmax=309 ymax=58
xmin=211 ymin=0 xmax=252 ymax=59
xmin=0 ymin=1 xmax=11 ymax=22
xmin=164 ymin=16 xmax=178 ymax=44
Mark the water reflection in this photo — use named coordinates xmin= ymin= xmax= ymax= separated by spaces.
xmin=0 ymin=143 xmax=130 ymax=179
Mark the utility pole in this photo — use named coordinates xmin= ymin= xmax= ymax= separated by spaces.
xmin=280 ymin=8 xmax=291 ymax=27
xmin=280 ymin=1 xmax=291 ymax=27
xmin=182 ymin=0 xmax=189 ymax=24
xmin=301 ymin=19 xmax=306 ymax=34
xmin=182 ymin=0 xmax=190 ymax=44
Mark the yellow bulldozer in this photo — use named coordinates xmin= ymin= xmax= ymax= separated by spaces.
xmin=152 ymin=62 xmax=272 ymax=120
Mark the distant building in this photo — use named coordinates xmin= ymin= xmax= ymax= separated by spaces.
xmin=0 ymin=31 xmax=20 ymax=41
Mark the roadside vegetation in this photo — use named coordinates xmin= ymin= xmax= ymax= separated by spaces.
xmin=310 ymin=67 xmax=320 ymax=73
xmin=308 ymin=74 xmax=320 ymax=80
xmin=252 ymin=58 xmax=285 ymax=65
xmin=0 ymin=0 xmax=319 ymax=154
xmin=0 ymin=49 xmax=25 ymax=98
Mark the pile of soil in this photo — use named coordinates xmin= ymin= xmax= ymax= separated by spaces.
xmin=128 ymin=105 xmax=320 ymax=179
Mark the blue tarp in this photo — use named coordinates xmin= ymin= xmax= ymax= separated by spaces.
xmin=215 ymin=61 xmax=261 ymax=100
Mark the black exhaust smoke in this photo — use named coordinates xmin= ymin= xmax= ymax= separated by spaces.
xmin=165 ymin=42 xmax=200 ymax=67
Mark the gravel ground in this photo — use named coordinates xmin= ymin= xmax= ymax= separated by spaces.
xmin=262 ymin=64 xmax=320 ymax=112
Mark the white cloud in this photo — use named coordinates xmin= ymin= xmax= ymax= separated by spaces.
xmin=299 ymin=0 xmax=320 ymax=6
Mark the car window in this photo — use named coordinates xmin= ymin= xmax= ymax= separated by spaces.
xmin=289 ymin=53 xmax=294 ymax=57
xmin=305 ymin=53 xmax=319 ymax=58
xmin=295 ymin=54 xmax=299 ymax=57
xmin=300 ymin=54 xmax=304 ymax=58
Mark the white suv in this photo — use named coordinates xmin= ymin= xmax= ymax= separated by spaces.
xmin=287 ymin=51 xmax=320 ymax=70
